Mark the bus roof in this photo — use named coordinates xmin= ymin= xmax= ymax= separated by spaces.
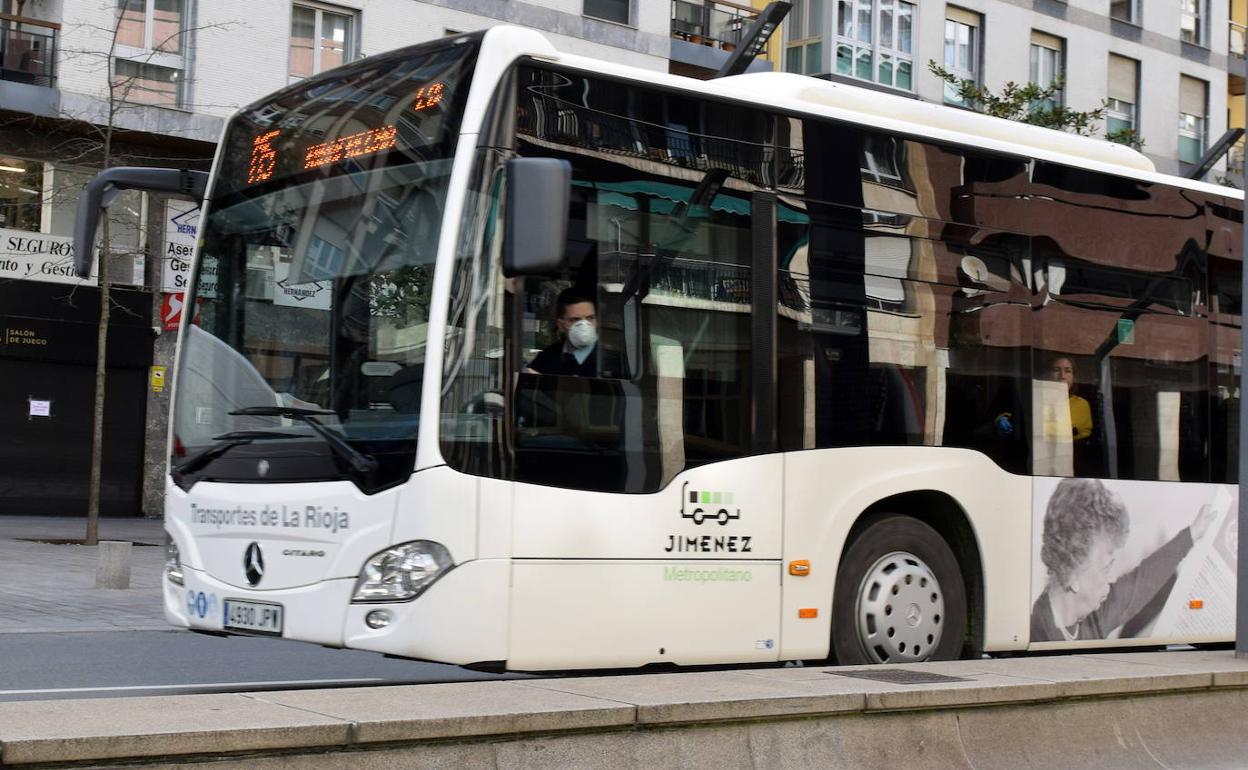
xmin=713 ymin=71 xmax=1155 ymax=171
xmin=480 ymin=27 xmax=1241 ymax=200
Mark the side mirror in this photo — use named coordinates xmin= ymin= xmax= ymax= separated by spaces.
xmin=73 ymin=167 xmax=208 ymax=277
xmin=503 ymin=158 xmax=571 ymax=277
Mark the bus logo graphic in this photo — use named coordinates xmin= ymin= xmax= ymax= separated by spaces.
xmin=681 ymin=482 xmax=740 ymax=526
xmin=244 ymin=542 xmax=265 ymax=586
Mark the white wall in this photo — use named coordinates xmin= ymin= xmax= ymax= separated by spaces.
xmin=55 ymin=0 xmax=121 ymax=105
xmin=54 ymin=0 xmax=672 ymax=121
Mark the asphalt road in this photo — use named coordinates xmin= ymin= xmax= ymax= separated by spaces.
xmin=0 ymin=518 xmax=527 ymax=702
xmin=0 ymin=629 xmax=520 ymax=702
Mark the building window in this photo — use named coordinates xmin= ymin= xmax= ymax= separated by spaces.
xmin=1180 ymin=0 xmax=1205 ymax=44
xmin=1106 ymin=54 xmax=1138 ymax=138
xmin=0 ymin=157 xmax=41 ymax=232
xmin=289 ymin=3 xmax=356 ymax=81
xmin=943 ymin=7 xmax=980 ymax=106
xmin=1110 ymin=0 xmax=1137 ymax=23
xmin=112 ymin=58 xmax=182 ymax=105
xmin=1029 ymin=31 xmax=1064 ymax=110
xmin=112 ymin=0 xmax=186 ymax=106
xmin=785 ymin=0 xmax=825 ymax=74
xmin=584 ymin=0 xmax=630 ymax=25
xmin=1107 ymin=98 xmax=1136 ymax=133
xmin=116 ymin=0 xmax=185 ymax=54
xmin=861 ymin=133 xmax=904 ymax=183
xmin=835 ymin=0 xmax=915 ymax=90
xmin=1178 ymin=75 xmax=1207 ymax=164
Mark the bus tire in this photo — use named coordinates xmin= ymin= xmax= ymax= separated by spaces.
xmin=831 ymin=514 xmax=966 ymax=665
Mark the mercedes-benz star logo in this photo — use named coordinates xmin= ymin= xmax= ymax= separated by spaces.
xmin=244 ymin=542 xmax=265 ymax=586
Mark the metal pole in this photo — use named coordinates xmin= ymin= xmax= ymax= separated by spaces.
xmin=1237 ymin=91 xmax=1248 ymax=658
xmin=1186 ymin=127 xmax=1245 ymax=180
xmin=713 ymin=1 xmax=790 ymax=78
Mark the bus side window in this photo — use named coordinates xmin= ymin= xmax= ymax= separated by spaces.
xmin=1032 ymin=241 xmax=1210 ymax=482
xmin=1210 ymin=254 xmax=1240 ymax=483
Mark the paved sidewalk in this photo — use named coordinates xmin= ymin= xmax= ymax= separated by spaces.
xmin=3 ymin=649 xmax=1248 ymax=768
xmin=0 ymin=516 xmax=168 ymax=634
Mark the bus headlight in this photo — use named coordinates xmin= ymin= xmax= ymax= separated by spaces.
xmin=351 ymin=541 xmax=453 ymax=602
xmin=164 ymin=532 xmax=184 ymax=586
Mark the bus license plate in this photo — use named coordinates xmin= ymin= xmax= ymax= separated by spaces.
xmin=223 ymin=599 xmax=283 ymax=635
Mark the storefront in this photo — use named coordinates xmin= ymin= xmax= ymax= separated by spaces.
xmin=0 ymin=279 xmax=153 ymax=516
xmin=0 ymin=155 xmax=154 ymax=516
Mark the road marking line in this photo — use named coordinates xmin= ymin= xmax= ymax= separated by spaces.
xmin=0 ymin=678 xmax=386 ymax=696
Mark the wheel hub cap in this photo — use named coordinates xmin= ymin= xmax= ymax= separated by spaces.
xmin=854 ymin=551 xmax=945 ymax=663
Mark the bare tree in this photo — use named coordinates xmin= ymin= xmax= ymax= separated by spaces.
xmin=0 ymin=1 xmax=247 ymax=538
xmin=59 ymin=0 xmax=235 ymax=542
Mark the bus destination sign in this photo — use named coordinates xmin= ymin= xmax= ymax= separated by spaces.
xmin=244 ymin=81 xmax=447 ymax=186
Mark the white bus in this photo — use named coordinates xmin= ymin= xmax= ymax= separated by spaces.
xmin=76 ymin=26 xmax=1243 ymax=670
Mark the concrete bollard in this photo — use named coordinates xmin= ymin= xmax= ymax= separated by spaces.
xmin=96 ymin=540 xmax=132 ymax=589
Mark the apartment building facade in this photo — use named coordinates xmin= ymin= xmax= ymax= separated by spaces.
xmin=781 ymin=0 xmax=1237 ymax=179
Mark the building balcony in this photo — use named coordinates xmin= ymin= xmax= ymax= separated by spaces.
xmin=669 ymin=0 xmax=774 ymax=77
xmin=1 ymin=13 xmax=56 ymax=88
xmin=1226 ymin=137 xmax=1245 ymax=189
xmin=1230 ymin=20 xmax=1247 ymax=78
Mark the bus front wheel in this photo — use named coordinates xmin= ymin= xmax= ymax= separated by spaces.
xmin=831 ymin=514 xmax=966 ymax=665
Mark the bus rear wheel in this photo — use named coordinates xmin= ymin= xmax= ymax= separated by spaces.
xmin=831 ymin=514 xmax=966 ymax=665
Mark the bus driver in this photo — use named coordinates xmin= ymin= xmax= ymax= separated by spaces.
xmin=525 ymin=289 xmax=617 ymax=377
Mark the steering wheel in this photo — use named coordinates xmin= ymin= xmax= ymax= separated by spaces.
xmin=463 ymin=390 xmax=506 ymax=417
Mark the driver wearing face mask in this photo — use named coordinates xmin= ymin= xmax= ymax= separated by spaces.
xmin=525 ymin=289 xmax=615 ymax=377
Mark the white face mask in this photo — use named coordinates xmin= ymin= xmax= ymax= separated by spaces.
xmin=567 ymin=319 xmax=597 ymax=350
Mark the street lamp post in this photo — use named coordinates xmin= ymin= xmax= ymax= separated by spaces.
xmin=1238 ymin=90 xmax=1248 ymax=658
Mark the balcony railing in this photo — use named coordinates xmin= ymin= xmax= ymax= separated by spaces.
xmin=0 ymin=13 xmax=57 ymax=88
xmin=1223 ymin=136 xmax=1243 ymax=189
xmin=1231 ymin=19 xmax=1247 ymax=58
xmin=518 ymin=92 xmax=778 ymax=186
xmin=601 ymin=252 xmax=753 ymax=307
xmin=671 ymin=0 xmax=769 ymax=57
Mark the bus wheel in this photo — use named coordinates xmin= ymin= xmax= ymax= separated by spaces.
xmin=831 ymin=514 xmax=966 ymax=665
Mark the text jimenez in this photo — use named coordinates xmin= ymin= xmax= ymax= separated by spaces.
xmin=664 ymin=534 xmax=753 ymax=553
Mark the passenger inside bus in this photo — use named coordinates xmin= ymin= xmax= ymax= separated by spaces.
xmin=1049 ymin=354 xmax=1107 ymax=477
xmin=1050 ymin=356 xmax=1093 ymax=443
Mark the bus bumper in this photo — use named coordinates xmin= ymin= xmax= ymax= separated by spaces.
xmin=343 ymin=558 xmax=510 ymax=666
xmin=164 ymin=558 xmax=511 ymax=666
xmin=165 ymin=567 xmax=356 ymax=647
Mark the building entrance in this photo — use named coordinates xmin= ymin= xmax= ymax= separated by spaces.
xmin=0 ymin=283 xmax=153 ymax=516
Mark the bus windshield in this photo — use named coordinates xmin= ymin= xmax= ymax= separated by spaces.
xmin=172 ymin=36 xmax=479 ymax=491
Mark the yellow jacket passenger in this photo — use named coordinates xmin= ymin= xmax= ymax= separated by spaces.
xmin=1069 ymin=394 xmax=1092 ymax=441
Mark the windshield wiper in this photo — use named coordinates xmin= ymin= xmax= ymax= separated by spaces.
xmin=174 ymin=430 xmax=303 ymax=475
xmin=230 ymin=406 xmax=379 ymax=476
xmin=213 ymin=430 xmax=305 ymax=441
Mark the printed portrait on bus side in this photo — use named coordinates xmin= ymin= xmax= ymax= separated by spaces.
xmin=1030 ymin=477 xmax=1235 ymax=643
